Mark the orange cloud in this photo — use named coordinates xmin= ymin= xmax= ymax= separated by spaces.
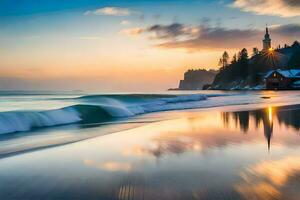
xmin=232 ymin=0 xmax=300 ymax=17
xmin=119 ymin=27 xmax=144 ymax=37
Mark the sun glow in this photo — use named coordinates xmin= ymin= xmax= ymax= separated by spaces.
xmin=260 ymin=47 xmax=287 ymax=69
xmin=268 ymin=106 xmax=273 ymax=122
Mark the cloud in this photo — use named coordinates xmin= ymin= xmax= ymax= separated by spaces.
xmin=119 ymin=27 xmax=144 ymax=37
xmin=84 ymin=7 xmax=132 ymax=16
xmin=118 ymin=22 xmax=300 ymax=51
xmin=120 ymin=20 xmax=130 ymax=25
xmin=285 ymin=0 xmax=300 ymax=6
xmin=146 ymin=23 xmax=200 ymax=40
xmin=231 ymin=0 xmax=300 ymax=17
xmin=142 ymin=23 xmax=259 ymax=51
xmin=138 ymin=23 xmax=300 ymax=51
xmin=158 ymin=26 xmax=257 ymax=50
xmin=272 ymin=24 xmax=300 ymax=37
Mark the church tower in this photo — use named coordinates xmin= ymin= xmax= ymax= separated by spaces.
xmin=263 ymin=27 xmax=271 ymax=51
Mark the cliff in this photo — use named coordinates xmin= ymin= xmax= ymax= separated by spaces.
xmin=177 ymin=69 xmax=217 ymax=90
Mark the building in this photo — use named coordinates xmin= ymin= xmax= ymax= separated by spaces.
xmin=263 ymin=27 xmax=271 ymax=51
xmin=265 ymin=69 xmax=300 ymax=90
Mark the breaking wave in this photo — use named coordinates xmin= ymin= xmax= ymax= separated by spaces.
xmin=0 ymin=93 xmax=213 ymax=134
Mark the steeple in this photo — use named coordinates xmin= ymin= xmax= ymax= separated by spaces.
xmin=263 ymin=26 xmax=271 ymax=50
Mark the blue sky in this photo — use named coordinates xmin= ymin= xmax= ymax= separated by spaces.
xmin=0 ymin=0 xmax=291 ymax=29
xmin=0 ymin=0 xmax=299 ymax=91
xmin=1 ymin=0 xmax=298 ymax=40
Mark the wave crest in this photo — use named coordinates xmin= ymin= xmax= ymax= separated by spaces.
xmin=0 ymin=107 xmax=81 ymax=134
xmin=0 ymin=94 xmax=209 ymax=134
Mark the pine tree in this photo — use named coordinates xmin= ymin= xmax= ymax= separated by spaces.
xmin=231 ymin=54 xmax=237 ymax=64
xmin=218 ymin=51 xmax=230 ymax=70
xmin=252 ymin=47 xmax=259 ymax=56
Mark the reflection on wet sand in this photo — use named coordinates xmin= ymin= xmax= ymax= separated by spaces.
xmin=237 ymin=156 xmax=300 ymax=200
xmin=117 ymin=175 xmax=147 ymax=200
xmin=221 ymin=105 xmax=300 ymax=151
xmin=122 ymin=105 xmax=300 ymax=159
xmin=222 ymin=106 xmax=274 ymax=150
xmin=2 ymin=105 xmax=300 ymax=199
xmin=111 ymin=105 xmax=300 ymax=199
xmin=84 ymin=159 xmax=132 ymax=172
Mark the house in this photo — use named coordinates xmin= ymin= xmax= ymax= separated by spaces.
xmin=265 ymin=69 xmax=300 ymax=90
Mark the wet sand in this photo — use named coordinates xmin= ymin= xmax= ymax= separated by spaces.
xmin=1 ymin=104 xmax=300 ymax=199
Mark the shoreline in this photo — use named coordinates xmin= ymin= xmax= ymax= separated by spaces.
xmin=1 ymin=99 xmax=300 ymax=160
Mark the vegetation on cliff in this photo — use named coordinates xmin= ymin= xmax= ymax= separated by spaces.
xmin=211 ymin=41 xmax=300 ymax=90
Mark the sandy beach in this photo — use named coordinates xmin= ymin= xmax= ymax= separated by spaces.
xmin=1 ymin=103 xmax=300 ymax=200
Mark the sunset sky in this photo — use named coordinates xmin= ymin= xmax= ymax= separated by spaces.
xmin=1 ymin=0 xmax=300 ymax=92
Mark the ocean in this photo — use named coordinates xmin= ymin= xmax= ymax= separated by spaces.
xmin=1 ymin=91 xmax=300 ymax=199
xmin=0 ymin=90 xmax=300 ymax=157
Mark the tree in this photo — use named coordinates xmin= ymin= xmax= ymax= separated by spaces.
xmin=231 ymin=53 xmax=237 ymax=64
xmin=218 ymin=58 xmax=223 ymax=68
xmin=292 ymin=41 xmax=300 ymax=49
xmin=237 ymin=51 xmax=241 ymax=61
xmin=238 ymin=48 xmax=249 ymax=78
xmin=276 ymin=45 xmax=282 ymax=50
xmin=240 ymin=48 xmax=249 ymax=61
xmin=219 ymin=51 xmax=229 ymax=69
xmin=252 ymin=47 xmax=259 ymax=56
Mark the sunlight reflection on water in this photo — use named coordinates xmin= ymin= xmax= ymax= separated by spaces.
xmin=1 ymin=104 xmax=300 ymax=199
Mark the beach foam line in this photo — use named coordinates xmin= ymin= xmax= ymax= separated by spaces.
xmin=0 ymin=94 xmax=213 ymax=134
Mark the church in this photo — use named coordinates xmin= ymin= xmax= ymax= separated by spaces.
xmin=262 ymin=27 xmax=272 ymax=51
xmin=263 ymin=27 xmax=300 ymax=90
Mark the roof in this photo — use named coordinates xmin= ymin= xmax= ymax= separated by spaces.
xmin=265 ymin=69 xmax=300 ymax=79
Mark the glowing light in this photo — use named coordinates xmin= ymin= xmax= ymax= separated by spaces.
xmin=260 ymin=47 xmax=283 ymax=68
xmin=268 ymin=106 xmax=273 ymax=122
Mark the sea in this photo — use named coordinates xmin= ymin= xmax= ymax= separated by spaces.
xmin=0 ymin=90 xmax=300 ymax=157
xmin=2 ymin=90 xmax=300 ymax=199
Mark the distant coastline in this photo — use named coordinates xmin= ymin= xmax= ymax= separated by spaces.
xmin=169 ymin=69 xmax=218 ymax=91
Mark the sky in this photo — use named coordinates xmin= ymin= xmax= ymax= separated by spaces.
xmin=0 ymin=0 xmax=300 ymax=92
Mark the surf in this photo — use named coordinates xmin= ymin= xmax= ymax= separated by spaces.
xmin=0 ymin=93 xmax=210 ymax=134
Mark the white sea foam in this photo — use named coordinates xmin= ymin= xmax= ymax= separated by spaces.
xmin=3 ymin=92 xmax=281 ymax=135
xmin=0 ymin=108 xmax=81 ymax=134
xmin=0 ymin=94 xmax=211 ymax=134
